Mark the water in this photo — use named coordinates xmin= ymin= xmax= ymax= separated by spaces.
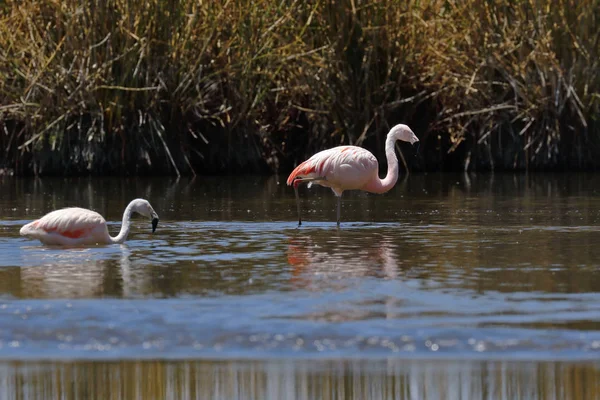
xmin=1 ymin=173 xmax=600 ymax=399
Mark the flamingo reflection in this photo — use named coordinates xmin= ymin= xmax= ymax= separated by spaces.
xmin=286 ymin=233 xmax=400 ymax=287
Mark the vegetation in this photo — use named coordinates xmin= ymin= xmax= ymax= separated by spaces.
xmin=1 ymin=0 xmax=599 ymax=175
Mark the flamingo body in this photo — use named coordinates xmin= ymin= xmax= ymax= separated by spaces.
xmin=20 ymin=208 xmax=111 ymax=246
xmin=287 ymin=124 xmax=419 ymax=226
xmin=286 ymin=146 xmax=379 ymax=196
xmin=20 ymin=198 xmax=159 ymax=246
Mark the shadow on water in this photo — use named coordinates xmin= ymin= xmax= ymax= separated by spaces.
xmin=2 ymin=173 xmax=600 ymax=397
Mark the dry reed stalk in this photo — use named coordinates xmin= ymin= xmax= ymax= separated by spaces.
xmin=0 ymin=0 xmax=598 ymax=175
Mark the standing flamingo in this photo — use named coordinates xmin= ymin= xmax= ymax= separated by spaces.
xmin=287 ymin=124 xmax=419 ymax=226
xmin=20 ymin=198 xmax=159 ymax=246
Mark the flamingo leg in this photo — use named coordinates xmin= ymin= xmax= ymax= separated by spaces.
xmin=292 ymin=177 xmax=326 ymax=226
xmin=294 ymin=184 xmax=302 ymax=226
xmin=336 ymin=195 xmax=341 ymax=227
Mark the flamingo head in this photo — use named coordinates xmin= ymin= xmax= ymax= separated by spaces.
xmin=131 ymin=198 xmax=160 ymax=233
xmin=390 ymin=124 xmax=419 ymax=145
xmin=390 ymin=124 xmax=419 ymax=155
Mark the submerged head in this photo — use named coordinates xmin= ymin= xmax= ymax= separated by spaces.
xmin=129 ymin=198 xmax=160 ymax=233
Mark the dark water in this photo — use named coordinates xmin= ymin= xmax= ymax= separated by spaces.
xmin=1 ymin=173 xmax=600 ymax=399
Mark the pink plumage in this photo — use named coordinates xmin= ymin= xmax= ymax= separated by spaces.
xmin=20 ymin=208 xmax=107 ymax=245
xmin=20 ymin=199 xmax=159 ymax=246
xmin=287 ymin=124 xmax=419 ymax=226
xmin=286 ymin=146 xmax=379 ymax=196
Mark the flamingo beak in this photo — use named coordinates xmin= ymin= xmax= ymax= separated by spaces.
xmin=413 ymin=141 xmax=420 ymax=156
xmin=151 ymin=214 xmax=159 ymax=233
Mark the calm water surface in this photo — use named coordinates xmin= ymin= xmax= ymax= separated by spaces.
xmin=1 ymin=173 xmax=600 ymax=399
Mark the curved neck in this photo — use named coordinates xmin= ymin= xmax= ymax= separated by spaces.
xmin=109 ymin=203 xmax=134 ymax=244
xmin=365 ymin=135 xmax=399 ymax=194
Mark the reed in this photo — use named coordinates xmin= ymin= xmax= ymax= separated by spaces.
xmin=414 ymin=0 xmax=600 ymax=170
xmin=1 ymin=0 xmax=598 ymax=175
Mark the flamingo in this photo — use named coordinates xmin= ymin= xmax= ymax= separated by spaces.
xmin=20 ymin=198 xmax=159 ymax=246
xmin=287 ymin=124 xmax=419 ymax=226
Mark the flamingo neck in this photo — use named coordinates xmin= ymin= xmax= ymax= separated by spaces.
xmin=365 ymin=134 xmax=399 ymax=194
xmin=109 ymin=203 xmax=134 ymax=244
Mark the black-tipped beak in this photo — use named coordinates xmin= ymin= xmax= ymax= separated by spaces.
xmin=152 ymin=217 xmax=159 ymax=233
xmin=413 ymin=141 xmax=420 ymax=156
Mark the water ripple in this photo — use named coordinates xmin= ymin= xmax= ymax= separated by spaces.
xmin=2 ymin=175 xmax=600 ymax=364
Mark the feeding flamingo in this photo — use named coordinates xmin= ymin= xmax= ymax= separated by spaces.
xmin=287 ymin=124 xmax=419 ymax=226
xmin=20 ymin=198 xmax=159 ymax=246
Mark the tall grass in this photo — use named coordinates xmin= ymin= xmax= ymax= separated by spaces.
xmin=1 ymin=0 xmax=598 ymax=175
xmin=415 ymin=0 xmax=600 ymax=170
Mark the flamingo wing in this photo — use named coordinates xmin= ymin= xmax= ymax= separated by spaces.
xmin=20 ymin=207 xmax=107 ymax=240
xmin=287 ymin=146 xmax=378 ymax=190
